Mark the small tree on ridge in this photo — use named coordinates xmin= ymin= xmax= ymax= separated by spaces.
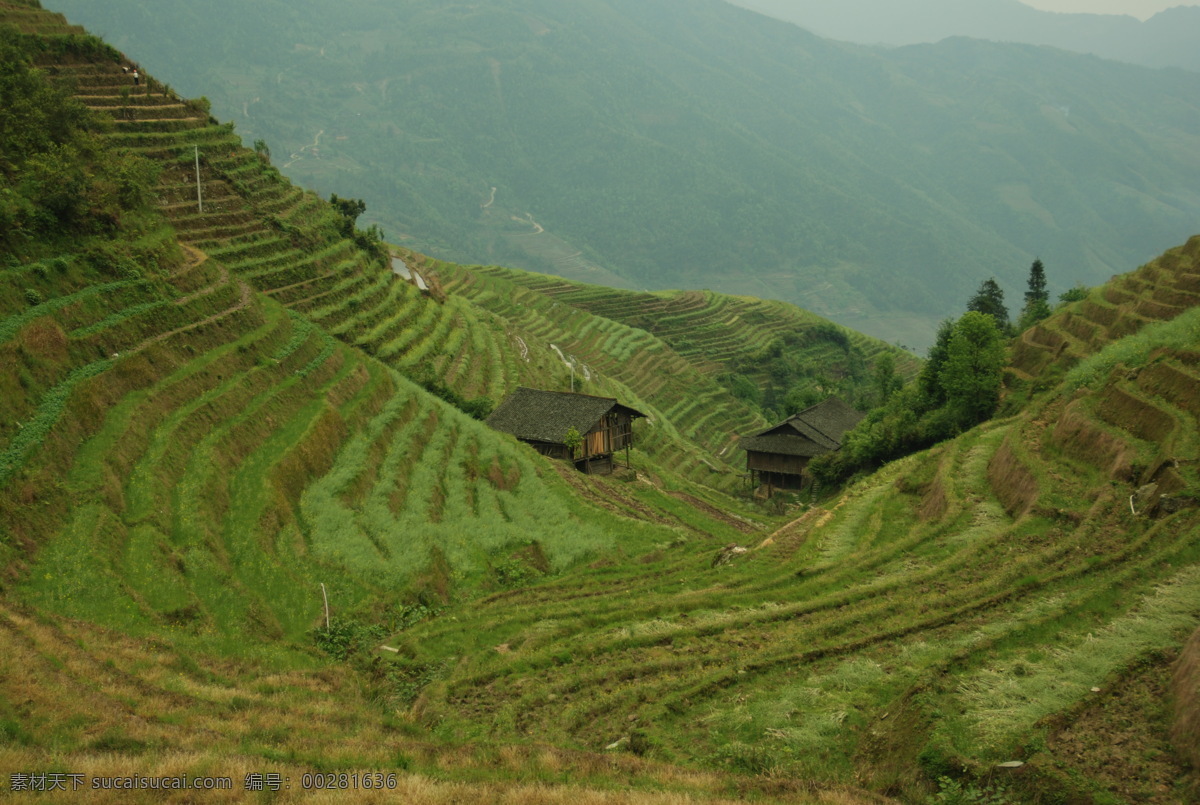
xmin=940 ymin=311 xmax=1006 ymax=428
xmin=1019 ymin=258 xmax=1051 ymax=329
xmin=967 ymin=277 xmax=1010 ymax=333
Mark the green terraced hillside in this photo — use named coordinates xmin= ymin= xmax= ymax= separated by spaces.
xmin=2 ymin=9 xmax=887 ymax=802
xmin=5 ymin=0 xmax=914 ymax=493
xmin=395 ymin=243 xmax=1200 ymax=803
xmin=437 ymin=263 xmax=921 ymax=417
xmin=2 ymin=3 xmax=1199 ymax=803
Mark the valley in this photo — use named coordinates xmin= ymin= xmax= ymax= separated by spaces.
xmin=44 ymin=0 xmax=1200 ymax=349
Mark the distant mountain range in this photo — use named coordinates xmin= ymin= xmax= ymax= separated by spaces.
xmin=45 ymin=0 xmax=1200 ymax=348
xmin=728 ymin=0 xmax=1200 ymax=71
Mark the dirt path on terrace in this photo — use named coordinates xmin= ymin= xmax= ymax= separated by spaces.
xmin=667 ymin=491 xmax=759 ymax=534
xmin=127 ymin=268 xmax=252 ymax=356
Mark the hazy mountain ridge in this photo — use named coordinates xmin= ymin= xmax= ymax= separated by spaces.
xmin=729 ymin=0 xmax=1200 ymax=71
xmin=45 ymin=0 xmax=1200 ymax=350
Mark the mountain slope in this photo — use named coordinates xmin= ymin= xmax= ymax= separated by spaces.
xmin=19 ymin=3 xmax=921 ymax=488
xmin=397 ymin=238 xmax=1200 ymax=802
xmin=729 ymin=0 xmax=1200 ymax=72
xmin=3 ymin=0 xmax=823 ymax=604
xmin=2 ymin=5 xmax=1199 ymax=803
xmin=2 ymin=10 xmax=873 ymax=802
xmin=44 ymin=0 xmax=1200 ymax=348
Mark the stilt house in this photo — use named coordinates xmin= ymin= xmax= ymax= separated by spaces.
xmin=486 ymin=387 xmax=647 ymax=474
xmin=739 ymin=397 xmax=864 ymax=489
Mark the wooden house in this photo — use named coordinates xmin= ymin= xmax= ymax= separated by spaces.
xmin=486 ymin=387 xmax=647 ymax=474
xmin=739 ymin=397 xmax=864 ymax=490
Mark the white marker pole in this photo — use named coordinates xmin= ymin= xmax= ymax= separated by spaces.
xmin=194 ymin=145 xmax=203 ymax=213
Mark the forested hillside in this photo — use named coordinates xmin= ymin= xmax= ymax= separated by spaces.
xmin=1 ymin=3 xmax=1198 ymax=803
xmin=45 ymin=0 xmax=1200 ymax=348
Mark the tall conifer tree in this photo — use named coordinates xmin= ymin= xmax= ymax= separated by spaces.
xmin=1024 ymin=259 xmax=1048 ymax=307
xmin=1019 ymin=258 xmax=1051 ymax=329
xmin=967 ymin=278 xmax=1009 ymax=332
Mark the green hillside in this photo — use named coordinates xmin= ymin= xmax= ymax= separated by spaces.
xmin=0 ymin=5 xmax=891 ymax=802
xmin=401 ymin=241 xmax=1200 ymax=801
xmin=8 ymin=0 xmax=919 ymax=491
xmin=1 ymin=4 xmax=1199 ymax=804
xmin=44 ymin=0 xmax=1200 ymax=348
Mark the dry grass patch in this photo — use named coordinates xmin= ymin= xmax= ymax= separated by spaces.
xmin=1172 ymin=625 xmax=1200 ymax=770
xmin=986 ymin=434 xmax=1039 ymax=519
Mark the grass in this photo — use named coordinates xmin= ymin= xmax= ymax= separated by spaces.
xmin=0 ymin=357 xmax=115 ymax=486
xmin=386 ymin=347 xmax=1200 ymax=798
xmin=1065 ymin=304 xmax=1200 ymax=390
xmin=951 ymin=564 xmax=1200 ymax=752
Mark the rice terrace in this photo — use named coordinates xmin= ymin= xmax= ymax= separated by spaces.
xmin=1 ymin=0 xmax=1198 ymax=802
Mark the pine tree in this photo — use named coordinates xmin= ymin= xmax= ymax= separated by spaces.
xmin=1018 ymin=259 xmax=1051 ymax=329
xmin=1024 ymin=259 xmax=1047 ymax=308
xmin=967 ymin=278 xmax=1010 ymax=332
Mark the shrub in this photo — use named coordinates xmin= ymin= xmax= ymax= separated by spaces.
xmin=311 ymin=618 xmax=387 ymax=661
xmin=393 ymin=602 xmax=443 ymax=631
xmin=408 ymin=368 xmax=494 ymax=420
xmin=1057 ymin=284 xmax=1089 ymax=305
xmin=925 ymin=776 xmax=1014 ymax=805
xmin=492 ymin=558 xmax=542 ymax=589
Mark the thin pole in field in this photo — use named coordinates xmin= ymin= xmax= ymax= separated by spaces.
xmin=194 ymin=145 xmax=203 ymax=213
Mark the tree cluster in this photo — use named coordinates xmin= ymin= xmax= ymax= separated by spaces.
xmin=329 ymin=193 xmax=387 ymax=262
xmin=810 ymin=311 xmax=1006 ymax=486
xmin=966 ymin=259 xmax=1059 ymax=337
xmin=720 ymin=324 xmax=869 ymax=420
xmin=810 ymin=259 xmax=1072 ymax=487
xmin=0 ymin=27 xmax=158 ymax=259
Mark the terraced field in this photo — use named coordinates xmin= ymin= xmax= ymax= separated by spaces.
xmin=0 ymin=9 xmax=812 ymax=799
xmin=1 ymin=215 xmax=648 ymax=638
xmin=397 ymin=250 xmax=1200 ymax=802
xmin=0 ymin=602 xmax=888 ymax=804
xmin=448 ymin=264 xmax=920 ymax=409
xmin=0 ymin=209 xmax=764 ymax=657
xmin=4 ymin=3 xmax=1199 ymax=802
xmin=432 ymin=260 xmax=778 ymax=482
xmin=14 ymin=2 xmax=874 ymax=490
xmin=18 ymin=14 xmax=520 ymax=411
xmin=1010 ymin=235 xmax=1200 ymax=384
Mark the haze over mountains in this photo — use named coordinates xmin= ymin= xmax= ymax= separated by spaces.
xmin=47 ymin=0 xmax=1200 ymax=348
xmin=729 ymin=0 xmax=1200 ymax=71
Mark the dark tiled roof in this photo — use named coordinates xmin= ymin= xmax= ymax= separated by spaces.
xmin=739 ymin=397 xmax=864 ymax=457
xmin=790 ymin=396 xmax=864 ymax=444
xmin=486 ymin=387 xmax=645 ymax=445
xmin=739 ymin=433 xmax=827 ymax=457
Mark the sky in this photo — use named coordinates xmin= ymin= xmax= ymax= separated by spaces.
xmin=1019 ymin=0 xmax=1197 ymax=18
